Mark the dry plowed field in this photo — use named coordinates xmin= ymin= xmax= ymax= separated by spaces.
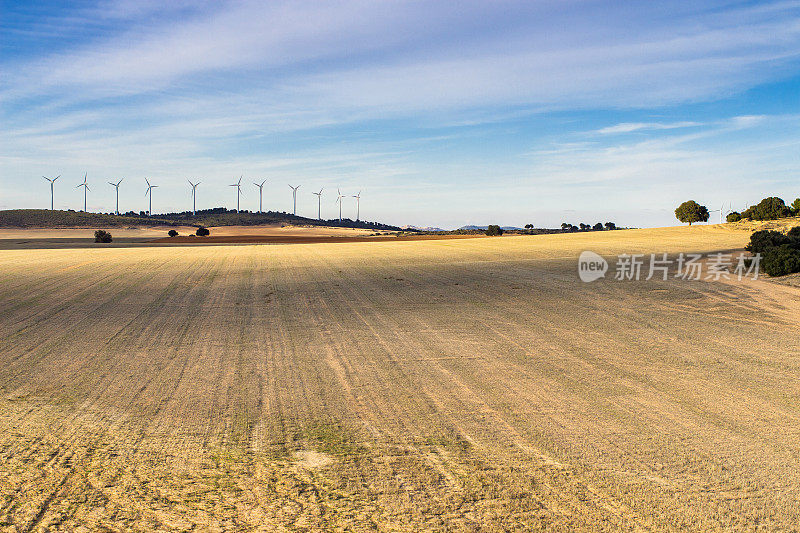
xmin=1 ymin=225 xmax=799 ymax=531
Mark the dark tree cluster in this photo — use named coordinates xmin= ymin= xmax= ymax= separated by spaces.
xmin=560 ymin=222 xmax=616 ymax=232
xmin=485 ymin=225 xmax=504 ymax=236
xmin=680 ymin=196 xmax=799 ymax=225
xmin=741 ymin=197 xmax=794 ymax=221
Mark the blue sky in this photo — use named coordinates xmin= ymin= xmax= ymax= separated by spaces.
xmin=2 ymin=0 xmax=799 ymax=228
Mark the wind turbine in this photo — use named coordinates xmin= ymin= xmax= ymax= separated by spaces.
xmin=145 ymin=178 xmax=157 ymax=216
xmin=42 ymin=175 xmax=60 ymax=210
xmin=188 ymin=180 xmax=200 ymax=216
xmin=288 ymin=184 xmax=300 ymax=215
xmin=336 ymin=189 xmax=344 ymax=221
xmin=108 ymin=178 xmax=123 ymax=215
xmin=312 ymin=188 xmax=323 ymax=220
xmin=230 ymin=176 xmax=243 ymax=212
xmin=76 ymin=173 xmax=90 ymax=212
xmin=253 ymin=179 xmax=266 ymax=213
xmin=352 ymin=191 xmax=361 ymax=221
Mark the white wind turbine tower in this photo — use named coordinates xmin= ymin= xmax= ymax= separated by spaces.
xmin=42 ymin=175 xmax=60 ymax=210
xmin=288 ymin=184 xmax=300 ymax=215
xmin=336 ymin=189 xmax=344 ymax=221
xmin=108 ymin=178 xmax=123 ymax=215
xmin=254 ymin=179 xmax=267 ymax=213
xmin=312 ymin=188 xmax=323 ymax=220
xmin=76 ymin=173 xmax=90 ymax=212
xmin=145 ymin=178 xmax=157 ymax=216
xmin=352 ymin=190 xmax=361 ymax=221
xmin=230 ymin=176 xmax=243 ymax=212
xmin=188 ymin=180 xmax=200 ymax=216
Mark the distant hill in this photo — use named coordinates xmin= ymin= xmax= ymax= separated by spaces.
xmin=0 ymin=209 xmax=178 ymax=228
xmin=0 ymin=209 xmax=401 ymax=231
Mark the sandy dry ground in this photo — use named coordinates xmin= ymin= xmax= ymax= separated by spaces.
xmin=1 ymin=225 xmax=800 ymax=530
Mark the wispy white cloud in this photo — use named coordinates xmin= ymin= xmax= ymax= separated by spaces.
xmin=596 ymin=122 xmax=702 ymax=134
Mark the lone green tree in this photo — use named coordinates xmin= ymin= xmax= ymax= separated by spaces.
xmin=675 ymin=200 xmax=709 ymax=225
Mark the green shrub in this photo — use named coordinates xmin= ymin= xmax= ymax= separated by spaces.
xmin=762 ymin=245 xmax=800 ymax=277
xmin=168 ymin=229 xmax=178 ymax=237
xmin=485 ymin=225 xmax=504 ymax=236
xmin=94 ymin=230 xmax=112 ymax=243
xmin=726 ymin=211 xmax=742 ymax=223
xmin=788 ymin=226 xmax=800 ymax=239
xmin=792 ymin=198 xmax=800 ymax=215
xmin=196 ymin=226 xmax=210 ymax=236
xmin=745 ymin=230 xmax=790 ymax=254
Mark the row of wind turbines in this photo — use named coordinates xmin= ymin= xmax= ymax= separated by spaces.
xmin=41 ymin=175 xmax=363 ymax=221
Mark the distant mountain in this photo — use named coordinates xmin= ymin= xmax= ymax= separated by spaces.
xmin=402 ymin=225 xmax=445 ymax=232
xmin=457 ymin=225 xmax=523 ymax=231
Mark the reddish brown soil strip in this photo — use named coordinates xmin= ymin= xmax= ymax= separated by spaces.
xmin=147 ymin=234 xmax=486 ymax=245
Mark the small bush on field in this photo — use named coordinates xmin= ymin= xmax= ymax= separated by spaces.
xmin=196 ymin=226 xmax=210 ymax=236
xmin=168 ymin=229 xmax=178 ymax=237
xmin=94 ymin=230 xmax=112 ymax=243
xmin=486 ymin=225 xmax=503 ymax=236
xmin=726 ymin=211 xmax=742 ymax=223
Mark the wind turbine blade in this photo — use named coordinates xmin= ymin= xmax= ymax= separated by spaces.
xmin=145 ymin=178 xmax=151 ymax=187
xmin=54 ymin=175 xmax=60 ymax=181
xmin=86 ymin=185 xmax=90 ymax=191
